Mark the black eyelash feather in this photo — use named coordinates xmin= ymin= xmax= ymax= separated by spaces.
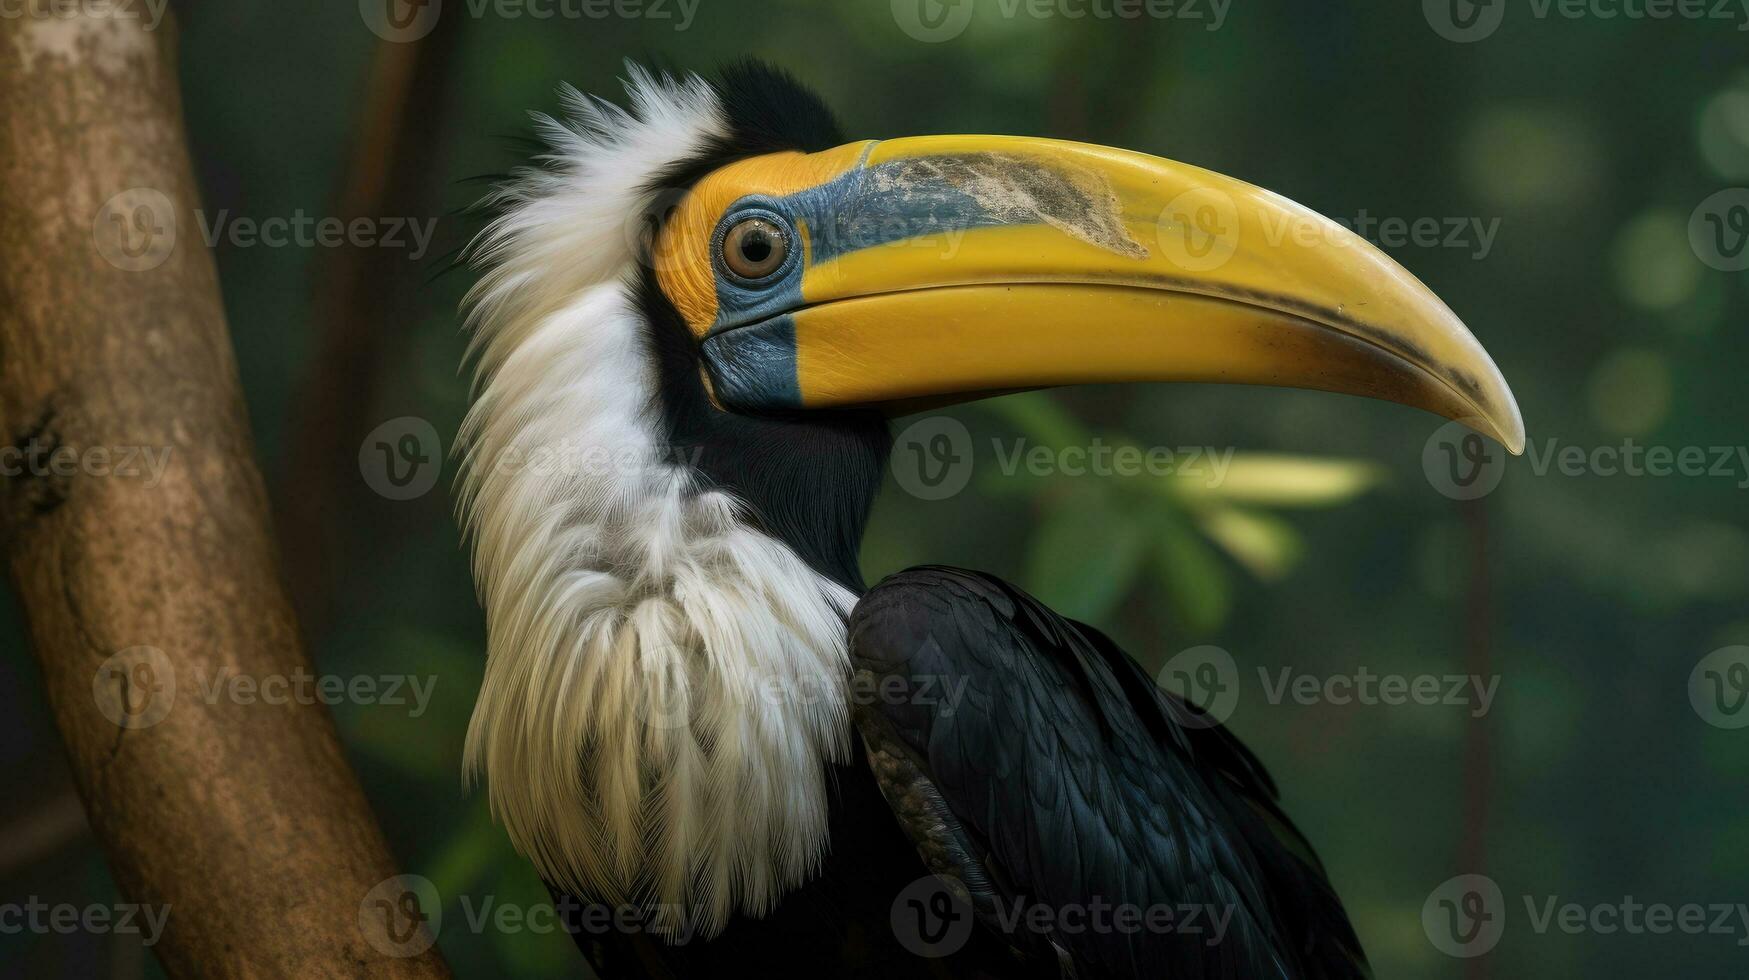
xmin=711 ymin=60 xmax=845 ymax=156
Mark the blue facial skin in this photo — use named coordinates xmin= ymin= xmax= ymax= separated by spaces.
xmin=700 ymin=200 xmax=807 ymax=410
xmin=699 ymin=152 xmax=1059 ymax=412
xmin=699 ymin=313 xmax=802 ymax=411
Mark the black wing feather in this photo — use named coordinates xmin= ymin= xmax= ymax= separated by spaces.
xmin=850 ymin=566 xmax=1367 ymax=980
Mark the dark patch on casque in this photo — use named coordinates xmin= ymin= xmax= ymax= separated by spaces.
xmin=869 ymin=152 xmax=1147 ymax=259
xmin=763 ymin=150 xmax=1148 ymax=270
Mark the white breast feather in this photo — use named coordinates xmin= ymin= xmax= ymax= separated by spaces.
xmin=456 ymin=65 xmax=856 ymax=939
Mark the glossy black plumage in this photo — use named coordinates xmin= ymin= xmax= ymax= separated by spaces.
xmin=556 ymin=745 xmax=1056 ymax=979
xmin=850 ymin=567 xmax=1368 ymax=979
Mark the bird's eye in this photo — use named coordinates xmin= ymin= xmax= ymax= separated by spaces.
xmin=721 ymin=216 xmax=789 ymax=281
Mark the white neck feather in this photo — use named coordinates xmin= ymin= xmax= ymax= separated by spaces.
xmin=456 ymin=67 xmax=855 ymax=938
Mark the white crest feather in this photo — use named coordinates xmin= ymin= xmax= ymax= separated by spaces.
xmin=457 ymin=65 xmax=855 ymax=938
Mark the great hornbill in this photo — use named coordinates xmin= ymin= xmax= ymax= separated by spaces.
xmin=456 ymin=62 xmax=1522 ymax=979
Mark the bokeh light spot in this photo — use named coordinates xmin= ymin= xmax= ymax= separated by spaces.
xmin=1586 ymin=347 xmax=1672 ymax=436
xmin=1612 ymin=209 xmax=1701 ymax=311
xmin=1698 ymin=84 xmax=1749 ymax=181
xmin=1461 ymin=106 xmax=1599 ymax=210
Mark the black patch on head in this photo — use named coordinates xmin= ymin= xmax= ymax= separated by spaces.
xmin=650 ymin=60 xmax=846 ymax=193
xmin=632 ymin=265 xmax=889 ymax=593
xmin=713 ymin=60 xmax=844 ymax=155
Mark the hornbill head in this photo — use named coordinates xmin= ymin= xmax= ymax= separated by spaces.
xmin=457 ymin=62 xmax=1521 ymax=939
xmin=652 ymin=121 xmax=1522 ymax=455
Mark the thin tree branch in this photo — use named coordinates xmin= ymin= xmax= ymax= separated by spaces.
xmin=276 ymin=14 xmax=463 ymax=636
xmin=1459 ymin=497 xmax=1492 ymax=980
xmin=0 ymin=785 xmax=88 ymax=877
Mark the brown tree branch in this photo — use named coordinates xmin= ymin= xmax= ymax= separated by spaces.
xmin=0 ymin=9 xmax=449 ymax=977
xmin=1458 ymin=496 xmax=1492 ymax=980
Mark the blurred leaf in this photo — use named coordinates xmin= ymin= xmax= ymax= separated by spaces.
xmin=1195 ymin=506 xmax=1303 ymax=581
xmin=425 ymin=801 xmax=505 ymax=899
xmin=1152 ymin=514 xmax=1232 ymax=634
xmin=1024 ymin=489 xmax=1147 ymax=623
xmin=490 ymin=864 xmax=577 ymax=978
xmin=1164 ymin=453 xmax=1387 ymax=508
xmin=977 ymin=391 xmax=1089 ymax=447
xmin=343 ymin=710 xmax=455 ymax=780
xmin=340 ymin=628 xmax=482 ymax=779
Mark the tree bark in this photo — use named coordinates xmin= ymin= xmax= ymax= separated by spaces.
xmin=0 ymin=8 xmax=450 ymax=977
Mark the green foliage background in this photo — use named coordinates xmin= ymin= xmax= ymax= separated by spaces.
xmin=4 ymin=2 xmax=1748 ymax=977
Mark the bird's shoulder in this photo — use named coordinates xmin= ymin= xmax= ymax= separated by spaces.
xmin=847 ymin=564 xmax=1366 ymax=979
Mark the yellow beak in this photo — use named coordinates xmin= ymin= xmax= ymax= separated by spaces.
xmin=688 ymin=135 xmax=1524 ymax=453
